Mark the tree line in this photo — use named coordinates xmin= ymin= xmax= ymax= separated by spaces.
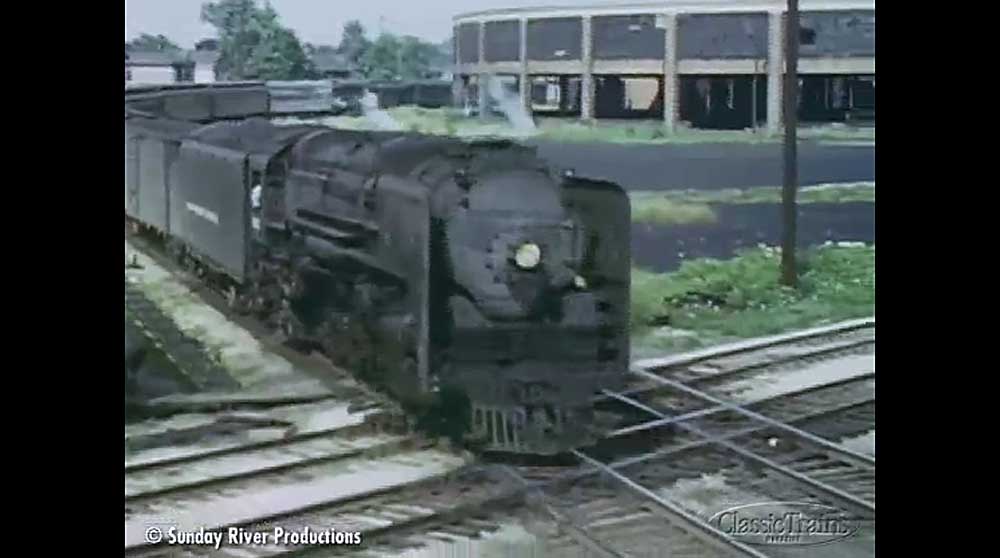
xmin=126 ymin=0 xmax=451 ymax=82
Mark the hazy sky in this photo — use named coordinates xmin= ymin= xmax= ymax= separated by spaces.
xmin=125 ymin=0 xmax=647 ymax=47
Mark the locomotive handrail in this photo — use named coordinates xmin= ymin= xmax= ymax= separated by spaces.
xmin=294 ymin=208 xmax=379 ymax=235
xmin=125 ymin=107 xmax=161 ymax=119
xmin=288 ymin=215 xmax=373 ymax=244
xmin=301 ymin=236 xmax=405 ymax=285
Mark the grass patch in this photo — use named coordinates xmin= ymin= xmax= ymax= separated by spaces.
xmin=537 ymin=120 xmax=767 ymax=145
xmin=273 ymin=108 xmax=875 ymax=145
xmin=631 ymin=244 xmax=874 ymax=352
xmin=631 ymin=196 xmax=718 ymax=226
xmin=631 ymin=182 xmax=874 ymax=210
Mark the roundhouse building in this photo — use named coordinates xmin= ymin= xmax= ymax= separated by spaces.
xmin=452 ymin=0 xmax=874 ymax=131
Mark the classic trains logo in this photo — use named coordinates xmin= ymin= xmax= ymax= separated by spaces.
xmin=708 ymin=501 xmax=860 ymax=546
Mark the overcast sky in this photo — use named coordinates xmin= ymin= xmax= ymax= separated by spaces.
xmin=125 ymin=0 xmax=646 ymax=47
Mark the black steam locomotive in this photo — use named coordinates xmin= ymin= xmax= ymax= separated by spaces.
xmin=125 ymin=83 xmax=631 ymax=455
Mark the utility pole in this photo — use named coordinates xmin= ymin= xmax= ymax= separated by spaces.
xmin=780 ymin=0 xmax=800 ymax=287
xmin=752 ymin=61 xmax=759 ymax=132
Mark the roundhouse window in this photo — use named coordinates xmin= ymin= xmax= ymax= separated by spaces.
xmin=800 ymin=28 xmax=817 ymax=45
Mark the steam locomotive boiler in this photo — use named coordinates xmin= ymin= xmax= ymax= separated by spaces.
xmin=125 ymin=85 xmax=631 ymax=455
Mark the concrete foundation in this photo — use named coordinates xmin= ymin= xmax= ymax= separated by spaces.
xmin=767 ymin=10 xmax=785 ymax=135
xmin=662 ymin=13 xmax=679 ymax=133
xmin=478 ymin=74 xmax=489 ymax=119
xmin=478 ymin=22 xmax=488 ymax=120
xmin=519 ymin=18 xmax=530 ymax=114
xmin=581 ymin=16 xmax=595 ymax=122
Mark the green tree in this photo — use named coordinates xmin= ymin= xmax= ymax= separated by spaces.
xmin=362 ymin=33 xmax=402 ymax=80
xmin=337 ymin=20 xmax=371 ymax=71
xmin=200 ymin=0 xmax=314 ymax=80
xmin=127 ymin=33 xmax=181 ymax=52
xmin=436 ymin=38 xmax=454 ymax=65
xmin=308 ymin=44 xmax=339 ymax=62
xmin=201 ymin=0 xmax=256 ymax=79
xmin=247 ymin=4 xmax=313 ymax=80
xmin=398 ymin=36 xmax=438 ymax=79
xmin=362 ymin=33 xmax=446 ymax=80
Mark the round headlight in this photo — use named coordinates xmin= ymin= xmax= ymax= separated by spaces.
xmin=514 ymin=243 xmax=542 ymax=270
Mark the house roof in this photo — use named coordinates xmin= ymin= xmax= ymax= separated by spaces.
xmin=126 ymin=50 xmax=180 ymax=67
xmin=126 ymin=49 xmax=218 ymax=67
xmin=311 ymin=51 xmax=353 ymax=73
xmin=191 ymin=50 xmax=220 ymax=65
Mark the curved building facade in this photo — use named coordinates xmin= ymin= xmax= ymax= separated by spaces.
xmin=453 ymin=1 xmax=875 ymax=131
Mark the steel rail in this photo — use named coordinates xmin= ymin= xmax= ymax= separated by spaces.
xmin=632 ymin=317 xmax=874 ymax=372
xmin=604 ymin=389 xmax=875 ymax=519
xmin=633 ymin=368 xmax=876 ymax=468
xmin=259 ymin=472 xmax=534 ymax=558
xmin=125 ymin=399 xmax=872 ymax=557
xmin=500 ymin=466 xmax=626 ymax=558
xmin=654 ymin=337 xmax=873 ymax=389
xmin=125 ymin=415 xmax=391 ymax=473
xmin=124 ymin=463 xmax=465 ymax=554
xmin=570 ymin=449 xmax=773 ymax=558
xmin=125 ymin=436 xmax=415 ymax=504
xmin=598 ymin=337 xmax=873 ymax=405
xmin=608 ymin=372 xmax=875 ymax=440
xmin=593 ymin=320 xmax=875 ymax=406
xmin=139 ymin=392 xmax=346 ymax=413
xmin=606 ymin=397 xmax=874 ymax=474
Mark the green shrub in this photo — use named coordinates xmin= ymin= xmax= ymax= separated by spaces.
xmin=630 ymin=245 xmax=875 ymax=340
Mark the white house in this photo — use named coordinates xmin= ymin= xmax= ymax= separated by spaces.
xmin=192 ymin=50 xmax=219 ymax=83
xmin=125 ymin=51 xmax=178 ymax=85
xmin=125 ymin=47 xmax=217 ymax=85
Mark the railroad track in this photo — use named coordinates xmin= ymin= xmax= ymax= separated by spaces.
xmin=624 ymin=318 xmax=874 ymax=399
xmin=523 ymin=322 xmax=875 ymax=558
xmin=125 ymin=351 xmax=873 ymax=558
xmin=126 ymin=413 xmax=410 ymax=505
xmin=505 ymin=368 xmax=875 ymax=558
xmin=126 ymin=244 xmax=874 ymax=558
xmin=126 ymin=279 xmax=241 ymax=393
xmin=251 ymin=373 xmax=874 ymax=558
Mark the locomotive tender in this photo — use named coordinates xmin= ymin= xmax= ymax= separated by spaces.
xmin=125 ymin=83 xmax=631 ymax=455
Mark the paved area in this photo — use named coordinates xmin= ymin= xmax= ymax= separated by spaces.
xmin=632 ymin=202 xmax=874 ymax=272
xmin=531 ymin=141 xmax=875 ymax=191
